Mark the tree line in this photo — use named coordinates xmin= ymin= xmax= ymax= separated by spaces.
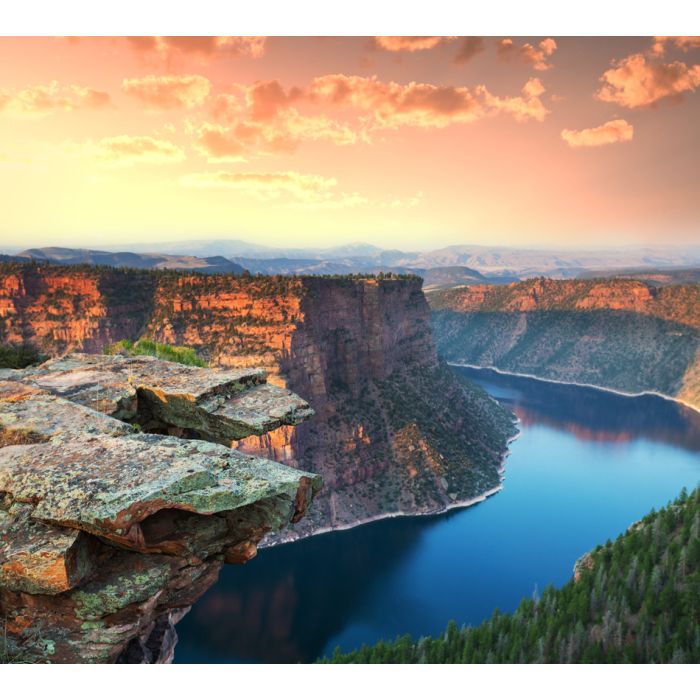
xmin=321 ymin=484 xmax=700 ymax=663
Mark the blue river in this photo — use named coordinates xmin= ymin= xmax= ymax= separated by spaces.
xmin=175 ymin=367 xmax=700 ymax=663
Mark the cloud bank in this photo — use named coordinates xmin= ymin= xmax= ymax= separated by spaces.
xmin=122 ymin=74 xmax=211 ymax=109
xmin=125 ymin=36 xmax=266 ymax=59
xmin=597 ymin=53 xmax=700 ymax=108
xmin=0 ymin=82 xmax=111 ymax=117
xmin=373 ymin=37 xmax=456 ymax=52
xmin=93 ymin=135 xmax=186 ymax=166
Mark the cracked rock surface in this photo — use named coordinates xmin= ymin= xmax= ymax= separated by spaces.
xmin=0 ymin=354 xmax=320 ymax=663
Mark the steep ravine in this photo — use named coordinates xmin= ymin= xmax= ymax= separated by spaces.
xmin=0 ymin=263 xmax=516 ymax=541
xmin=428 ymin=278 xmax=700 ymax=412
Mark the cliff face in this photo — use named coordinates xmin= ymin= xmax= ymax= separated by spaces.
xmin=0 ymin=263 xmax=516 ymax=540
xmin=429 ymin=278 xmax=700 ymax=410
xmin=0 ymin=266 xmax=158 ymax=351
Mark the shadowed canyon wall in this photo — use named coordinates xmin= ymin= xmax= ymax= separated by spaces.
xmin=429 ymin=278 xmax=700 ymax=412
xmin=0 ymin=263 xmax=515 ymax=540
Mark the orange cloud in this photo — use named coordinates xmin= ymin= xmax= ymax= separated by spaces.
xmin=122 ymin=74 xmax=211 ymax=109
xmin=209 ymin=93 xmax=248 ymax=125
xmin=0 ymin=81 xmax=111 ymax=118
xmin=194 ymin=124 xmax=248 ymax=162
xmin=308 ymin=74 xmax=482 ymax=127
xmin=498 ymin=38 xmax=557 ymax=71
xmin=125 ymin=36 xmax=266 ymax=59
xmin=374 ymin=37 xmax=456 ymax=52
xmin=561 ymin=119 xmax=634 ymax=148
xmin=93 ymin=135 xmax=185 ymax=166
xmin=596 ymin=53 xmax=700 ymax=108
xmin=245 ymin=80 xmax=304 ymax=120
xmin=194 ymin=73 xmax=548 ymax=162
xmin=195 ymin=110 xmax=358 ymax=161
xmin=651 ymin=36 xmax=700 ymax=56
xmin=454 ymin=37 xmax=485 ymax=64
xmin=308 ymin=74 xmax=549 ymax=127
xmin=482 ymin=77 xmax=549 ymax=122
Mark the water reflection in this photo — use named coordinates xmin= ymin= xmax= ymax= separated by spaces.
xmin=175 ymin=368 xmax=700 ymax=663
xmin=174 ymin=515 xmax=425 ymax=663
xmin=460 ymin=367 xmax=700 ymax=452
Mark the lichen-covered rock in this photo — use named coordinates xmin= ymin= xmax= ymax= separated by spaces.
xmin=0 ymin=380 xmax=133 ymax=445
xmin=197 ymin=382 xmax=314 ymax=436
xmin=0 ymin=354 xmax=319 ymax=664
xmin=18 ymin=353 xmax=311 ymax=444
xmin=0 ymin=435 xmax=319 ymax=548
xmin=0 ymin=504 xmax=95 ymax=595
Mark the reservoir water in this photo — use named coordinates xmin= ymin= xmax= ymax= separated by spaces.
xmin=174 ymin=367 xmax=700 ymax=663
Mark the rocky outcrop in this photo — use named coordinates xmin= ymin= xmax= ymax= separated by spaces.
xmin=429 ymin=278 xmax=700 ymax=411
xmin=0 ymin=354 xmax=319 ymax=663
xmin=0 ymin=263 xmax=516 ymax=541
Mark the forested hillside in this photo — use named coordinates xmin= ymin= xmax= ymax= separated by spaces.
xmin=322 ymin=485 xmax=700 ymax=663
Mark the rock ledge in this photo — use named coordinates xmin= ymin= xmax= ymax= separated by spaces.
xmin=0 ymin=354 xmax=320 ymax=663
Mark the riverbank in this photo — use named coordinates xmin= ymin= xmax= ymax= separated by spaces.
xmin=449 ymin=362 xmax=700 ymax=416
xmin=260 ymin=423 xmax=521 ymax=549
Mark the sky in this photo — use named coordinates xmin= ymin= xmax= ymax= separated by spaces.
xmin=0 ymin=35 xmax=698 ymax=251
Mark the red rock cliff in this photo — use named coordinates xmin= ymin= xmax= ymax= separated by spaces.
xmin=0 ymin=263 xmax=515 ymax=539
xmin=429 ymin=278 xmax=700 ymax=410
xmin=430 ymin=278 xmax=700 ymax=329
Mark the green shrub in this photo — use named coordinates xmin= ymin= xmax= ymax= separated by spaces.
xmin=0 ymin=343 xmax=46 ymax=369
xmin=105 ymin=338 xmax=207 ymax=367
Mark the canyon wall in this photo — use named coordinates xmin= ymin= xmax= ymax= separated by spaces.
xmin=0 ymin=263 xmax=515 ymax=540
xmin=429 ymin=278 xmax=700 ymax=411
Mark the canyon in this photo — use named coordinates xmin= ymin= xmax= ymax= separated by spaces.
xmin=0 ymin=262 xmax=515 ymax=542
xmin=429 ymin=278 xmax=700 ymax=412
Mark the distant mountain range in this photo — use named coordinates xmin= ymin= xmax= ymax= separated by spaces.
xmin=11 ymin=247 xmax=246 ymax=275
xmin=579 ymin=267 xmax=700 ymax=286
xmin=229 ymin=258 xmax=496 ymax=288
xmin=3 ymin=242 xmax=700 ymax=287
xmin=98 ymin=239 xmax=700 ymax=278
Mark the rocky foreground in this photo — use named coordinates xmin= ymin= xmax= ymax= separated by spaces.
xmin=0 ymin=354 xmax=320 ymax=663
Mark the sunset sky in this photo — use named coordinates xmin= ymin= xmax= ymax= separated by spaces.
xmin=0 ymin=36 xmax=698 ymax=250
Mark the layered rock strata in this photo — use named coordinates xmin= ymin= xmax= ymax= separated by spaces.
xmin=429 ymin=278 xmax=700 ymax=411
xmin=0 ymin=354 xmax=320 ymax=663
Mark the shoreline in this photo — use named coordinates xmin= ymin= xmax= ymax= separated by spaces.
xmin=449 ymin=362 xmax=700 ymax=416
xmin=263 ymin=361 xmax=700 ymax=549
xmin=261 ymin=422 xmax=521 ymax=549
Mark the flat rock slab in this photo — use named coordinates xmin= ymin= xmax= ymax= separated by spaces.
xmin=33 ymin=353 xmax=265 ymax=405
xmin=19 ymin=354 xmax=310 ymax=443
xmin=0 ymin=380 xmax=133 ymax=445
xmin=0 ymin=432 xmax=322 ymax=547
xmin=21 ymin=355 xmax=139 ymax=419
xmin=201 ymin=383 xmax=315 ymax=435
xmin=0 ymin=352 xmax=321 ymax=662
